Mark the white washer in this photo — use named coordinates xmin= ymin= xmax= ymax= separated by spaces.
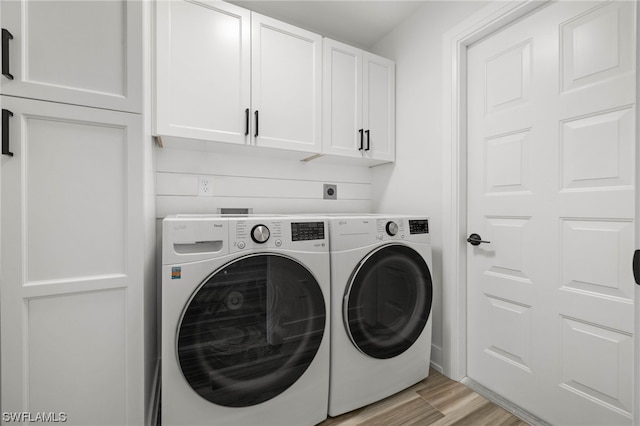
xmin=327 ymin=215 xmax=433 ymax=416
xmin=162 ymin=215 xmax=330 ymax=425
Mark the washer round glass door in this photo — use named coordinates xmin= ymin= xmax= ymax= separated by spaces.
xmin=344 ymin=244 xmax=432 ymax=359
xmin=177 ymin=254 xmax=326 ymax=407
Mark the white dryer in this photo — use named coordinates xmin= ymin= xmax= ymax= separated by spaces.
xmin=327 ymin=215 xmax=433 ymax=416
xmin=161 ymin=215 xmax=330 ymax=425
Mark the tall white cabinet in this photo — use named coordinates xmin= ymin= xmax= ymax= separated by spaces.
xmin=155 ymin=0 xmax=322 ymax=154
xmin=0 ymin=2 xmax=145 ymax=425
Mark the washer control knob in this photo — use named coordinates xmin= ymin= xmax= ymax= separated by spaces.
xmin=386 ymin=221 xmax=399 ymax=236
xmin=237 ymin=241 xmax=246 ymax=249
xmin=275 ymin=239 xmax=282 ymax=247
xmin=251 ymin=224 xmax=270 ymax=243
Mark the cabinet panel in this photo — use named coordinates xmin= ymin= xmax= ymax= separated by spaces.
xmin=0 ymin=0 xmax=142 ymax=112
xmin=252 ymin=13 xmax=322 ymax=153
xmin=25 ymin=117 xmax=126 ymax=283
xmin=28 ymin=290 xmax=127 ymax=425
xmin=0 ymin=96 xmax=143 ymax=423
xmin=155 ymin=0 xmax=250 ymax=144
xmin=363 ymin=53 xmax=395 ymax=162
xmin=323 ymin=39 xmax=362 ymax=157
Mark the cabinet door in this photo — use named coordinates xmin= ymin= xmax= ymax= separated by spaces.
xmin=252 ymin=13 xmax=322 ymax=153
xmin=323 ymin=39 xmax=363 ymax=158
xmin=155 ymin=0 xmax=251 ymax=145
xmin=363 ymin=53 xmax=395 ymax=162
xmin=0 ymin=0 xmax=142 ymax=113
xmin=0 ymin=96 xmax=144 ymax=424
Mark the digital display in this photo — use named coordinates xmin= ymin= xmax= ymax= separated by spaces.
xmin=409 ymin=219 xmax=429 ymax=234
xmin=291 ymin=222 xmax=325 ymax=241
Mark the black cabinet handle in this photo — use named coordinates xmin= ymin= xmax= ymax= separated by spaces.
xmin=2 ymin=109 xmax=14 ymax=157
xmin=633 ymin=250 xmax=640 ymax=285
xmin=254 ymin=110 xmax=259 ymax=137
xmin=365 ymin=130 xmax=370 ymax=151
xmin=245 ymin=108 xmax=249 ymax=136
xmin=2 ymin=29 xmax=14 ymax=80
xmin=358 ymin=129 xmax=363 ymax=150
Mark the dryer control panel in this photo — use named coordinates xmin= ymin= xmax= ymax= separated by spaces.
xmin=375 ymin=217 xmax=430 ymax=244
xmin=409 ymin=219 xmax=429 ymax=234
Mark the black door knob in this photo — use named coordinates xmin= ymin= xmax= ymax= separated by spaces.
xmin=467 ymin=233 xmax=490 ymax=246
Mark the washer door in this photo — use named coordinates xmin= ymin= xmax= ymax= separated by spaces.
xmin=177 ymin=254 xmax=326 ymax=407
xmin=344 ymin=244 xmax=432 ymax=359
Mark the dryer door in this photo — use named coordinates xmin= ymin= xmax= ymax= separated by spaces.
xmin=177 ymin=254 xmax=326 ymax=407
xmin=344 ymin=244 xmax=432 ymax=359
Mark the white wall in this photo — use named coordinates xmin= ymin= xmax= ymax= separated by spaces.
xmin=155 ymin=147 xmax=373 ymax=217
xmin=370 ymin=1 xmax=488 ymax=371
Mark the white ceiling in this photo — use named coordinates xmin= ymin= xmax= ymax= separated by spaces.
xmin=227 ymin=1 xmax=427 ymax=49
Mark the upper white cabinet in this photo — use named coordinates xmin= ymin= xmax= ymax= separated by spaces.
xmin=155 ymin=0 xmax=322 ymax=154
xmin=322 ymin=40 xmax=362 ymax=158
xmin=0 ymin=0 xmax=142 ymax=113
xmin=323 ymin=39 xmax=395 ymax=164
xmin=251 ymin=14 xmax=322 ymax=153
xmin=363 ymin=53 xmax=395 ymax=163
xmin=155 ymin=0 xmax=251 ymax=145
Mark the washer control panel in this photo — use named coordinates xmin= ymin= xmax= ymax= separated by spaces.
xmin=230 ymin=218 xmax=327 ymax=252
xmin=251 ymin=224 xmax=270 ymax=243
xmin=291 ymin=221 xmax=325 ymax=241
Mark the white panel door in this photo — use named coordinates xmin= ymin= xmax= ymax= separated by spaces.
xmin=363 ymin=53 xmax=395 ymax=163
xmin=0 ymin=0 xmax=142 ymax=112
xmin=322 ymin=39 xmax=363 ymax=158
xmin=155 ymin=0 xmax=251 ymax=145
xmin=467 ymin=1 xmax=635 ymax=425
xmin=252 ymin=13 xmax=322 ymax=153
xmin=0 ymin=96 xmax=143 ymax=425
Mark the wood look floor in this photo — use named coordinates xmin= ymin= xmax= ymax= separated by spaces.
xmin=319 ymin=369 xmax=529 ymax=426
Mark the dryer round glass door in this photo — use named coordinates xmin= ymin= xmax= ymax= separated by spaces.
xmin=344 ymin=244 xmax=432 ymax=359
xmin=177 ymin=254 xmax=326 ymax=407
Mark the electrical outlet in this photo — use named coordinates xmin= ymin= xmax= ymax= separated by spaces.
xmin=198 ymin=176 xmax=214 ymax=197
xmin=323 ymin=184 xmax=337 ymax=200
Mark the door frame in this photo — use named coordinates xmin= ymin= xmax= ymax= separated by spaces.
xmin=441 ymin=0 xmax=638 ymax=420
xmin=441 ymin=0 xmax=549 ymax=381
xmin=635 ymin=3 xmax=640 ymax=423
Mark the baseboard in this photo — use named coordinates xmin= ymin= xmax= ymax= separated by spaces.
xmin=429 ymin=361 xmax=444 ymax=374
xmin=461 ymin=377 xmax=551 ymax=426
xmin=147 ymin=358 xmax=161 ymax=426
xmin=430 ymin=343 xmax=443 ymax=373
